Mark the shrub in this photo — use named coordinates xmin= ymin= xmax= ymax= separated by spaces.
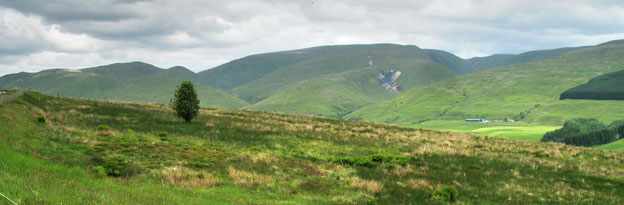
xmin=97 ymin=125 xmax=110 ymax=131
xmin=157 ymin=131 xmax=168 ymax=138
xmin=430 ymin=185 xmax=459 ymax=203
xmin=36 ymin=115 xmax=46 ymax=123
xmin=93 ymin=165 xmax=107 ymax=178
xmin=92 ymin=156 xmax=140 ymax=177
xmin=330 ymin=154 xmax=415 ymax=168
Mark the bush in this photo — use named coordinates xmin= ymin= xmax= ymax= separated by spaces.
xmin=93 ymin=165 xmax=107 ymax=178
xmin=157 ymin=131 xmax=168 ymax=138
xmin=430 ymin=185 xmax=459 ymax=203
xmin=97 ymin=125 xmax=110 ymax=131
xmin=330 ymin=154 xmax=415 ymax=168
xmin=36 ymin=115 xmax=46 ymax=123
xmin=92 ymin=156 xmax=140 ymax=177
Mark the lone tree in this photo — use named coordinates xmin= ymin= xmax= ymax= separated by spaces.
xmin=172 ymin=81 xmax=200 ymax=123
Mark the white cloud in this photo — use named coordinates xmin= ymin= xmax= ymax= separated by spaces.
xmin=1 ymin=0 xmax=624 ymax=76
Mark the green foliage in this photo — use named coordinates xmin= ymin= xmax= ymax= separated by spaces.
xmin=172 ymin=81 xmax=200 ymax=123
xmin=429 ymin=185 xmax=459 ymax=203
xmin=93 ymin=165 xmax=107 ymax=178
xmin=541 ymin=118 xmax=619 ymax=147
xmin=560 ymin=69 xmax=624 ymax=100
xmin=609 ymin=120 xmax=624 ymax=139
xmin=157 ymin=131 xmax=168 ymax=137
xmin=329 ymin=154 xmax=413 ymax=168
xmin=91 ymin=155 xmax=140 ymax=177
xmin=97 ymin=124 xmax=110 ymax=131
xmin=36 ymin=115 xmax=45 ymax=123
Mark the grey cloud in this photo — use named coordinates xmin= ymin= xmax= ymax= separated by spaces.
xmin=0 ymin=0 xmax=146 ymax=22
xmin=1 ymin=0 xmax=624 ymax=76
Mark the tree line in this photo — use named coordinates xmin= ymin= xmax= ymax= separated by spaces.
xmin=541 ymin=118 xmax=624 ymax=147
xmin=560 ymin=69 xmax=624 ymax=100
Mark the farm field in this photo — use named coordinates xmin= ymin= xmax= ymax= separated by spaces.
xmin=407 ymin=120 xmax=560 ymax=142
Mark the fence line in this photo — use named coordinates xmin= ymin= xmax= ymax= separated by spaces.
xmin=0 ymin=89 xmax=30 ymax=104
xmin=0 ymin=192 xmax=17 ymax=205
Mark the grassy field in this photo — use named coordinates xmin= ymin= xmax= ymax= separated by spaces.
xmin=597 ymin=139 xmax=624 ymax=152
xmin=407 ymin=120 xmax=560 ymax=142
xmin=1 ymin=92 xmax=624 ymax=204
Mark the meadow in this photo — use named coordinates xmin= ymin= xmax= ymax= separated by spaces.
xmin=408 ymin=120 xmax=560 ymax=142
xmin=1 ymin=92 xmax=624 ymax=204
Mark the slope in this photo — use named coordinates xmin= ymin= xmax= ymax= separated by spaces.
xmin=232 ymin=44 xmax=435 ymax=103
xmin=560 ymin=69 xmax=624 ymax=100
xmin=1 ymin=92 xmax=623 ymax=204
xmin=0 ymin=62 xmax=249 ymax=109
xmin=198 ymin=44 xmax=382 ymax=91
xmin=346 ymin=43 xmax=624 ymax=126
xmin=426 ymin=46 xmax=585 ymax=74
xmin=247 ymin=59 xmax=458 ymax=118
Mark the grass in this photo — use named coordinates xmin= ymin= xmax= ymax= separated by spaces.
xmin=597 ymin=139 xmax=624 ymax=152
xmin=408 ymin=120 xmax=560 ymax=142
xmin=1 ymin=92 xmax=624 ymax=204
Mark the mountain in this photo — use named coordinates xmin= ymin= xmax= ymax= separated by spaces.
xmin=426 ymin=46 xmax=586 ymax=74
xmin=0 ymin=62 xmax=249 ymax=109
xmin=0 ymin=41 xmax=604 ymax=117
xmin=346 ymin=43 xmax=624 ymax=126
xmin=560 ymin=69 xmax=624 ymax=100
xmin=246 ymin=59 xmax=458 ymax=118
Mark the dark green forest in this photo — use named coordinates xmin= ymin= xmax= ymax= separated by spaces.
xmin=560 ymin=69 xmax=624 ymax=100
xmin=542 ymin=118 xmax=624 ymax=147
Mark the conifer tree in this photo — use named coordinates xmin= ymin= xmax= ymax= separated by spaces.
xmin=172 ymin=81 xmax=200 ymax=123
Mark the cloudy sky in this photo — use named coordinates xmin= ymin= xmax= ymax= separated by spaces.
xmin=1 ymin=0 xmax=624 ymax=76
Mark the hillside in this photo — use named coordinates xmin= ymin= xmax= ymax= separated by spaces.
xmin=426 ymin=46 xmax=585 ymax=74
xmin=560 ymin=69 xmax=624 ymax=100
xmin=246 ymin=59 xmax=458 ymax=118
xmin=346 ymin=43 xmax=624 ymax=126
xmin=201 ymin=43 xmax=580 ymax=105
xmin=1 ymin=92 xmax=623 ymax=204
xmin=0 ymin=62 xmax=249 ymax=109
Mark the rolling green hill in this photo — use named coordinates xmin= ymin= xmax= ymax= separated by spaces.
xmin=1 ymin=92 xmax=623 ymax=204
xmin=426 ymin=46 xmax=585 ymax=74
xmin=246 ymin=59 xmax=458 ymax=118
xmin=0 ymin=62 xmax=249 ymax=109
xmin=201 ymin=43 xmax=581 ymax=105
xmin=0 ymin=41 xmax=609 ymax=119
xmin=346 ymin=43 xmax=624 ymax=126
xmin=230 ymin=44 xmax=435 ymax=103
xmin=560 ymin=69 xmax=624 ymax=100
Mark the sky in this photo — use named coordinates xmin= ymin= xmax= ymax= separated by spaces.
xmin=1 ymin=0 xmax=624 ymax=76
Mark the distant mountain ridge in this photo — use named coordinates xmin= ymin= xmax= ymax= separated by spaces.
xmin=0 ymin=62 xmax=249 ymax=109
xmin=0 ymin=40 xmax=616 ymax=118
